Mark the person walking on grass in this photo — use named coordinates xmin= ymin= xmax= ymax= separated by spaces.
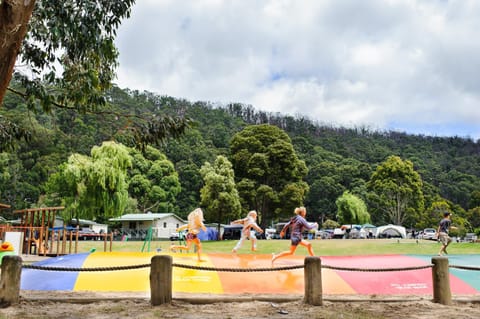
xmin=170 ymin=208 xmax=207 ymax=262
xmin=271 ymin=206 xmax=318 ymax=266
xmin=437 ymin=211 xmax=457 ymax=256
xmin=231 ymin=210 xmax=263 ymax=253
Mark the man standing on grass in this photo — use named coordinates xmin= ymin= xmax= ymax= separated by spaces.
xmin=437 ymin=212 xmax=457 ymax=256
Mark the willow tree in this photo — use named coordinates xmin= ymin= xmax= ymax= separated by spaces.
xmin=336 ymin=191 xmax=370 ymax=226
xmin=200 ymin=155 xmax=242 ymax=234
xmin=45 ymin=141 xmax=132 ymax=221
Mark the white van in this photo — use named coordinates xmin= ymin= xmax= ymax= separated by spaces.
xmin=333 ymin=228 xmax=345 ymax=239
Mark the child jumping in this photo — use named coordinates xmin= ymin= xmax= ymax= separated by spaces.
xmin=231 ymin=210 xmax=263 ymax=253
xmin=271 ymin=206 xmax=318 ymax=266
xmin=170 ymin=208 xmax=207 ymax=262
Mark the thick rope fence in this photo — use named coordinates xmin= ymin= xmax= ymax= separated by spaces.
xmin=21 ymin=261 xmax=435 ymax=272
xmin=1 ymin=255 xmax=479 ymax=307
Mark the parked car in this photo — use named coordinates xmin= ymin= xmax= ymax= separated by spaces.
xmin=419 ymin=228 xmax=437 ymax=240
xmin=75 ymin=228 xmax=102 ymax=240
xmin=222 ymin=225 xmax=243 ymax=240
xmin=264 ymin=228 xmax=276 ymax=239
xmin=464 ymin=233 xmax=478 ymax=242
xmin=316 ymin=229 xmax=333 ymax=239
xmin=332 ymin=228 xmax=345 ymax=239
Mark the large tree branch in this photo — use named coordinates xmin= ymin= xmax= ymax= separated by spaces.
xmin=6 ymin=86 xmax=144 ymax=120
xmin=143 ymin=201 xmax=160 ymax=213
xmin=0 ymin=0 xmax=36 ymax=105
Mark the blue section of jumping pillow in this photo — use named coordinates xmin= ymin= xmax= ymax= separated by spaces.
xmin=21 ymin=253 xmax=90 ymax=290
xmin=409 ymin=254 xmax=480 ymax=292
xmin=441 ymin=255 xmax=480 ymax=292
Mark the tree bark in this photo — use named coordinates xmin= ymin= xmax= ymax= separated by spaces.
xmin=0 ymin=0 xmax=36 ymax=105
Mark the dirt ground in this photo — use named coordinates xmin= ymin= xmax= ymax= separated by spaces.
xmin=1 ymin=292 xmax=480 ymax=319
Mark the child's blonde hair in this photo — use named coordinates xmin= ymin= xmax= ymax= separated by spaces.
xmin=294 ymin=206 xmax=306 ymax=215
xmin=247 ymin=210 xmax=257 ymax=218
xmin=188 ymin=208 xmax=204 ymax=227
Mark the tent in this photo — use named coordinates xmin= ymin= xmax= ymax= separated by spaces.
xmin=375 ymin=225 xmax=406 ymax=239
xmin=197 ymin=227 xmax=218 ymax=241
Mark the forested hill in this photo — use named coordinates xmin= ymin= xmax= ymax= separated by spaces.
xmin=1 ymin=85 xmax=480 ymax=232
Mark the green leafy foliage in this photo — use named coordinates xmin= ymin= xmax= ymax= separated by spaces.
xmin=0 ymin=115 xmax=31 ymax=152
xmin=1 ymin=2 xmax=192 ymax=152
xmin=44 ymin=141 xmax=131 ymax=221
xmin=200 ymin=155 xmax=242 ymax=229
xmin=1 ymin=87 xmax=480 ymax=232
xmin=230 ymin=124 xmax=309 ymax=226
xmin=128 ymin=146 xmax=181 ymax=213
xmin=367 ymin=155 xmax=424 ymax=225
xmin=336 ymin=191 xmax=370 ymax=225
xmin=18 ymin=0 xmax=135 ymax=113
xmin=322 ymin=218 xmax=340 ymax=229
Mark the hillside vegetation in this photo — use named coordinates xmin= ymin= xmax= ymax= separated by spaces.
xmin=1 ymin=83 xmax=479 ymax=235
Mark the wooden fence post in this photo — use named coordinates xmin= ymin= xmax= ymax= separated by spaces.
xmin=150 ymin=255 xmax=172 ymax=306
xmin=431 ymin=256 xmax=452 ymax=305
xmin=304 ymin=256 xmax=323 ymax=306
xmin=0 ymin=255 xmax=22 ymax=307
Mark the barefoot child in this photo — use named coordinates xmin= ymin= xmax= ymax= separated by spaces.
xmin=231 ymin=210 xmax=263 ymax=253
xmin=272 ymin=206 xmax=318 ymax=265
xmin=437 ymin=211 xmax=457 ymax=256
xmin=170 ymin=208 xmax=207 ymax=262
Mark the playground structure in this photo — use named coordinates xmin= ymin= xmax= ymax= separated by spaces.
xmin=0 ymin=207 xmax=113 ymax=256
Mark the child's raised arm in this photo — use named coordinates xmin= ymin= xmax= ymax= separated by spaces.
xmin=176 ymin=224 xmax=188 ymax=232
xmin=231 ymin=218 xmax=243 ymax=225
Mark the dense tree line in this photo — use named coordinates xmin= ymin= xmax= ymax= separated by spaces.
xmin=2 ymin=1 xmax=479 ymax=237
xmin=1 ymin=84 xmax=480 ymax=236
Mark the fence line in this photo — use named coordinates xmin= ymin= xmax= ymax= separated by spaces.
xmin=24 ymin=261 xmax=458 ymax=273
xmin=23 ymin=263 xmax=150 ymax=272
xmin=3 ymin=256 xmax=478 ymax=307
xmin=449 ymin=264 xmax=480 ymax=271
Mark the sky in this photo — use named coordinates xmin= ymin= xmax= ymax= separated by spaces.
xmin=114 ymin=0 xmax=480 ymax=140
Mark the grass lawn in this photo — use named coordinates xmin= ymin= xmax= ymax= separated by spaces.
xmin=74 ymin=238 xmax=479 ymax=256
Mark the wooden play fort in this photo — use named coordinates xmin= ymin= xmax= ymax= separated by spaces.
xmin=0 ymin=206 xmax=112 ymax=256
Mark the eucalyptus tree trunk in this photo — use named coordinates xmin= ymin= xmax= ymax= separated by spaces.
xmin=0 ymin=0 xmax=36 ymax=105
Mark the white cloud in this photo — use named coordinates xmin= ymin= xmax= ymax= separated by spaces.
xmin=115 ymin=0 xmax=480 ymax=140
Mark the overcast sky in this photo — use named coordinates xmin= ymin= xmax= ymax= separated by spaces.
xmin=114 ymin=0 xmax=480 ymax=140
